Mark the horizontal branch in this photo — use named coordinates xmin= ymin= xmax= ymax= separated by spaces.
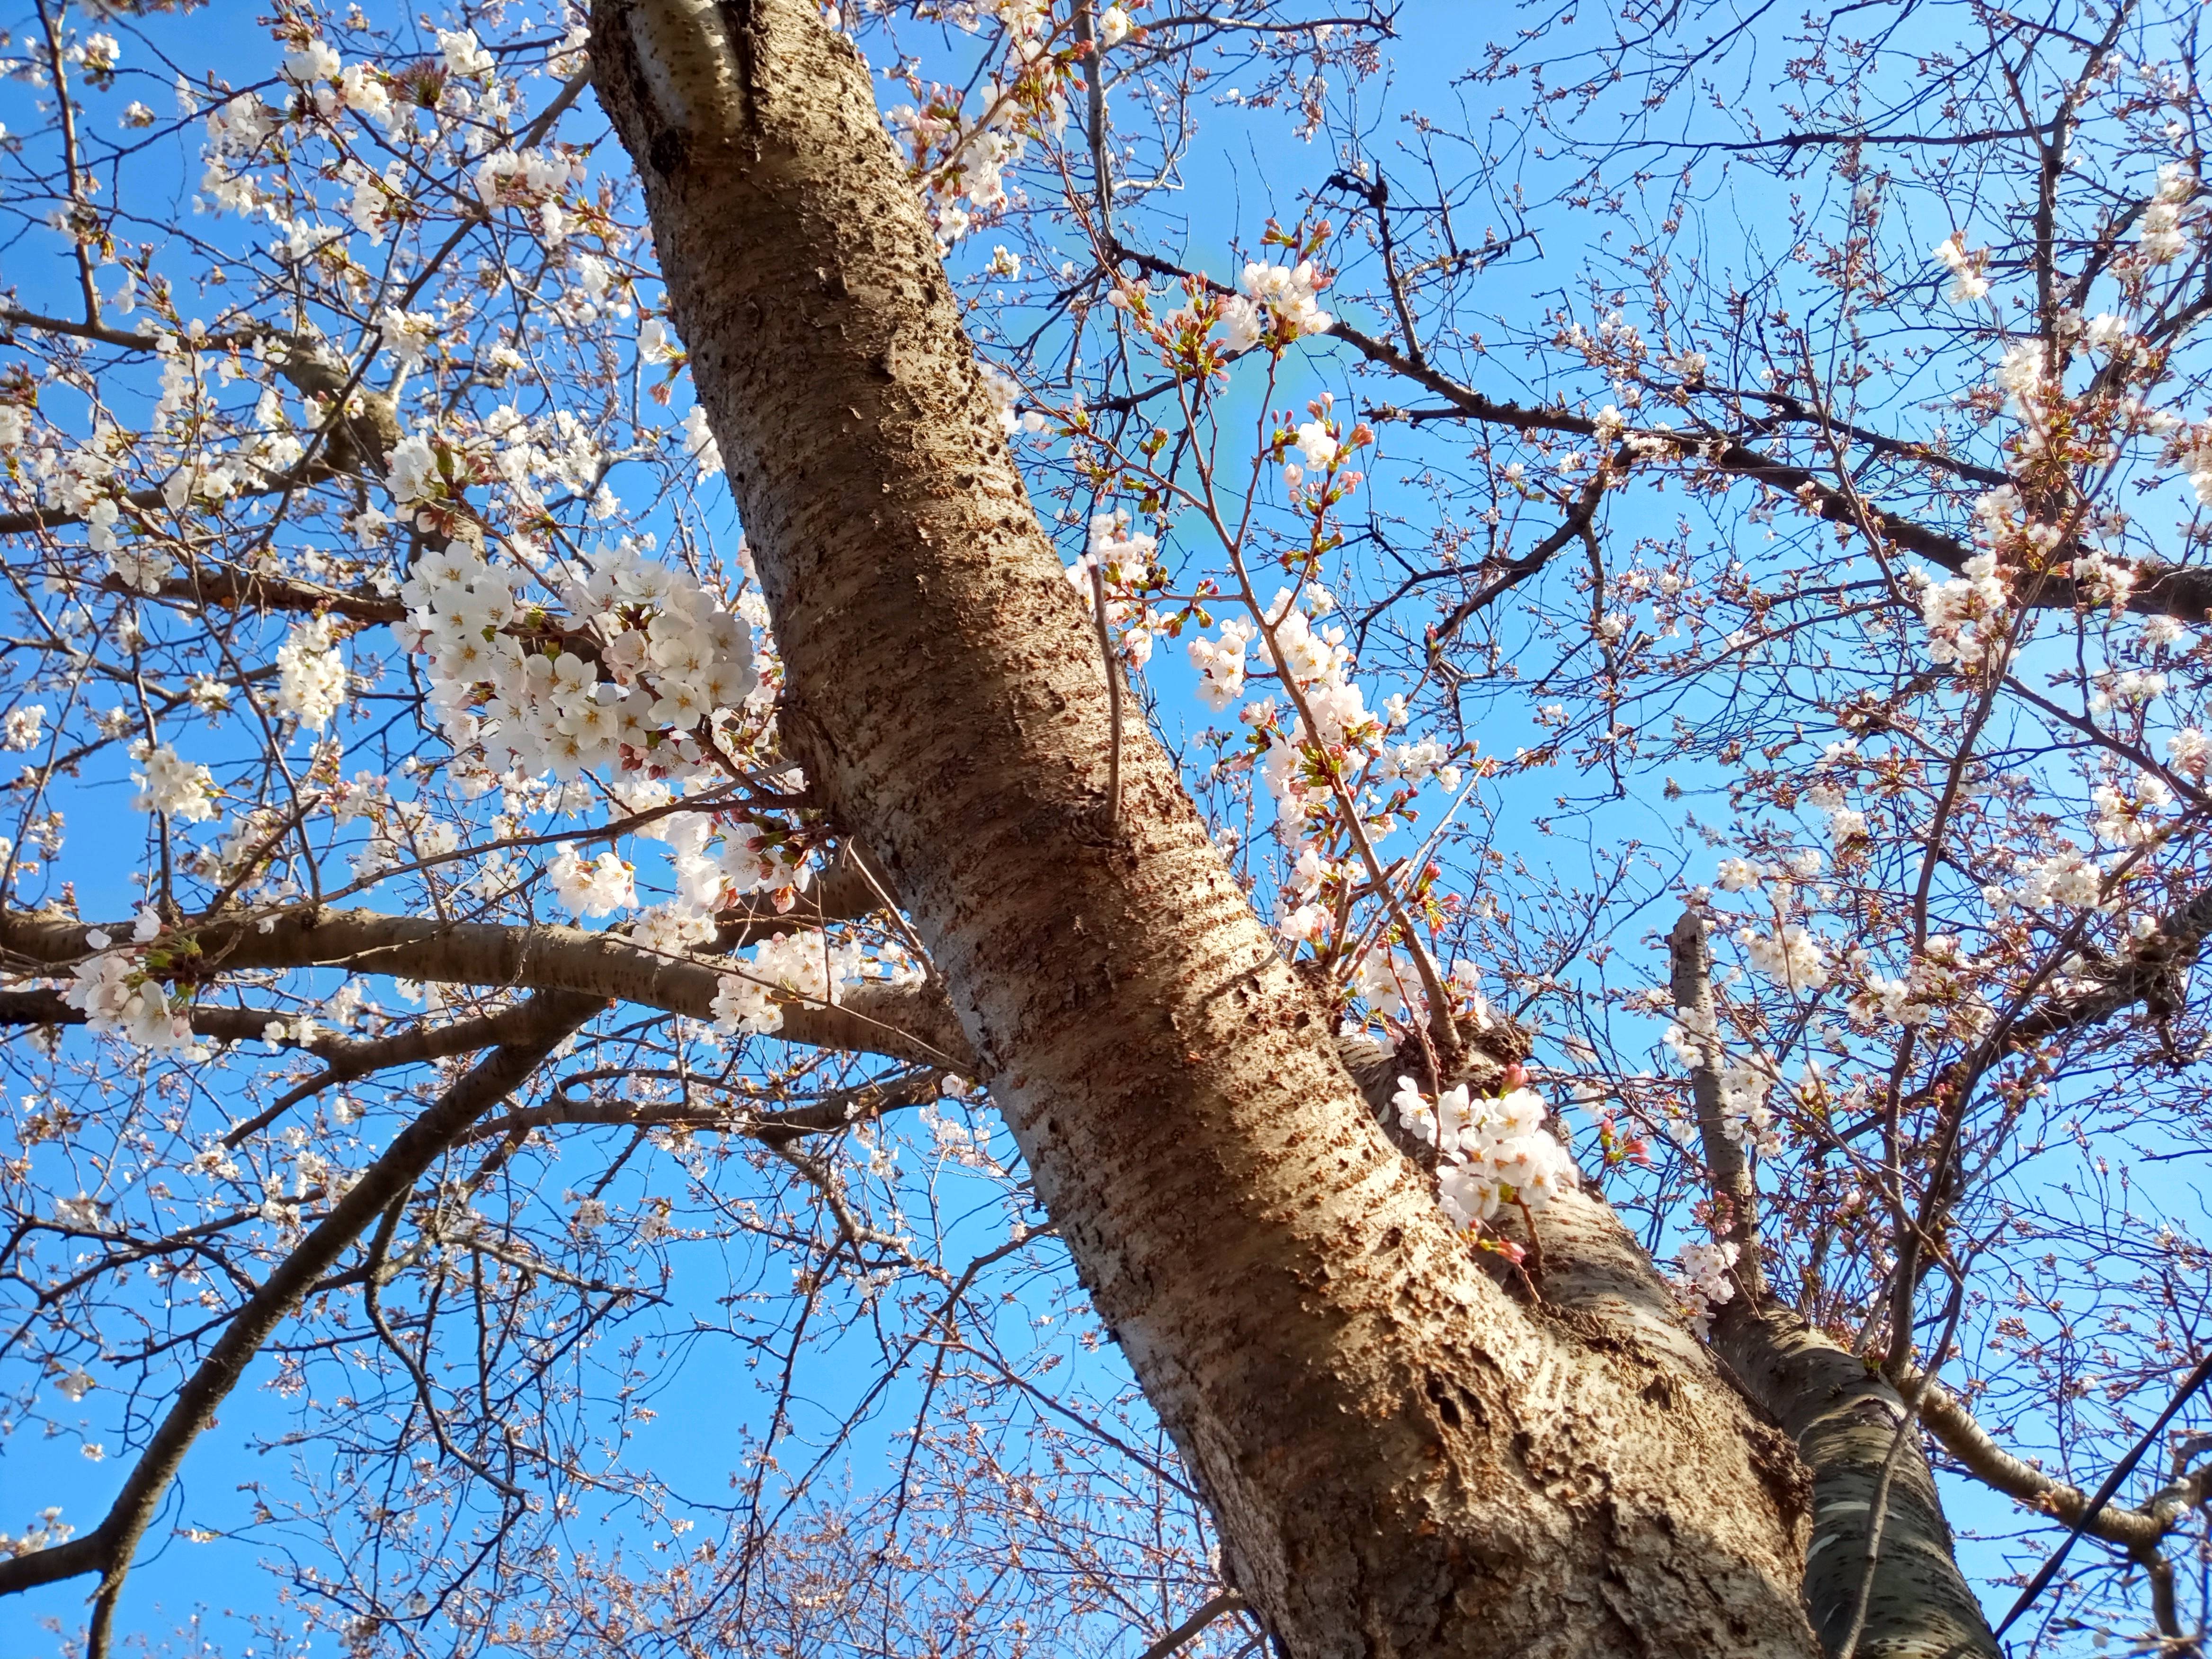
xmin=0 ymin=902 xmax=970 ymax=1071
xmin=1330 ymin=318 xmax=2212 ymax=622
xmin=0 ymin=306 xmax=269 ymax=355
xmin=0 ymin=468 xmax=346 ymax=540
xmin=468 ymin=1065 xmax=945 ymax=1148
xmin=0 ymin=988 xmax=539 ymax=1069
xmin=113 ymin=567 xmax=406 ymax=624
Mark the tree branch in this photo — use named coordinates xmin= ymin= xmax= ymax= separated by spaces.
xmin=1670 ymin=912 xmax=1766 ymax=1300
xmin=1668 ymin=913 xmax=2000 ymax=1656
xmin=2009 ymin=884 xmax=2212 ymax=1042
xmin=1709 ymin=1304 xmax=2002 ymax=1659
xmin=0 ymin=990 xmax=598 ymax=1631
xmin=1993 ymin=1352 xmax=2212 ymax=1639
xmin=1902 ymin=1361 xmax=2211 ymax=1551
xmin=1331 ymin=318 xmax=2212 ymax=622
xmin=465 ymin=1065 xmax=944 ymax=1148
xmin=1133 ymin=1590 xmax=1249 ymax=1659
xmin=0 ymin=905 xmax=972 ymax=1071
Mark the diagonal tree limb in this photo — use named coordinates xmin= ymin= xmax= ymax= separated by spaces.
xmin=2009 ymin=884 xmax=2212 ymax=1042
xmin=0 ymin=990 xmax=600 ymax=1647
xmin=1133 ymin=1590 xmax=1250 ymax=1659
xmin=1422 ymin=470 xmax=1612 ymax=669
xmin=587 ymin=1 xmax=1823 ymax=1650
xmin=1898 ymin=1360 xmax=2212 ymax=1551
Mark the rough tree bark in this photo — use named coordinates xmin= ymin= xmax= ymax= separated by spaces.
xmin=588 ymin=2 xmax=1830 ymax=1652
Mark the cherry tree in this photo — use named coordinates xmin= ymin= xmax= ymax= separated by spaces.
xmin=1 ymin=0 xmax=2210 ymax=1655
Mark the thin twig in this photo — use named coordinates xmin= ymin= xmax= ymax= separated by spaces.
xmin=1993 ymin=1350 xmax=2212 ymax=1638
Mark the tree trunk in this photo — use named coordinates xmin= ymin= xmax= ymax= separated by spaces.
xmin=588 ymin=3 xmax=1824 ymax=1651
xmin=1714 ymin=1305 xmax=2003 ymax=1659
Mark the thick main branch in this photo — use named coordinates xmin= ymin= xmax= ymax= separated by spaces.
xmin=587 ymin=3 xmax=1821 ymax=1652
xmin=0 ymin=902 xmax=961 ymax=1070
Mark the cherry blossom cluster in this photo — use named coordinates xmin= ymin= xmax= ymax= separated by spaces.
xmin=2010 ymin=844 xmax=2106 ymax=909
xmin=128 ymin=741 xmax=218 ymax=822
xmin=1671 ymin=1240 xmax=1740 ymax=1338
xmin=548 ymin=843 xmax=638 ymax=919
xmin=1178 ymin=577 xmax=1466 ymax=962
xmin=2135 ymin=161 xmax=2199 ymax=268
xmin=386 ymin=399 xmax=618 ymax=525
xmin=712 ymin=931 xmax=880 ymax=1037
xmin=1801 ymin=740 xmax=1870 ymax=844
xmin=0 ymin=1508 xmax=76 ymax=1561
xmin=1933 ymin=232 xmax=1991 ymax=304
xmin=1272 ymin=842 xmax=1339 ymax=946
xmin=2091 ymin=771 xmax=2174 ymax=847
xmin=30 ymin=340 xmax=306 ymax=594
xmin=1066 ymin=511 xmax=1171 ymax=665
xmin=882 ymin=0 xmax=1104 ymax=249
xmin=275 ymin=615 xmax=349 ymax=731
xmin=918 ymin=1101 xmax=1003 ymax=1172
xmin=1736 ymin=920 xmax=1829 ymax=994
xmin=1187 ymin=616 xmax=1254 ymax=710
xmin=1227 ymin=259 xmax=1334 ymax=349
xmin=1391 ymin=1076 xmax=1579 ymax=1229
xmin=64 ymin=924 xmax=202 ymax=1057
xmin=1254 ymin=598 xmax=1379 ymax=838
xmin=1843 ymin=936 xmax=1992 ymax=1038
xmin=1911 ymin=555 xmax=2012 ymax=669
xmin=1109 ymin=256 xmax=1336 ymax=379
xmin=396 ymin=538 xmax=758 ymax=789
xmin=2 ymin=705 xmax=45 ymax=752
xmin=1353 ymin=946 xmax=1412 ymax=1019
xmin=1659 ymin=1009 xmax=1781 ymax=1156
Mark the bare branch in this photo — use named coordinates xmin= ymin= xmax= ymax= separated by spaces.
xmin=0 ymin=990 xmax=598 ymax=1623
xmin=1903 ymin=1362 xmax=2211 ymax=1551
xmin=1993 ymin=1352 xmax=2212 ymax=1639
xmin=1332 ymin=319 xmax=2212 ymax=622
xmin=1133 ymin=1590 xmax=1249 ymax=1659
xmin=0 ymin=904 xmax=974 ymax=1071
